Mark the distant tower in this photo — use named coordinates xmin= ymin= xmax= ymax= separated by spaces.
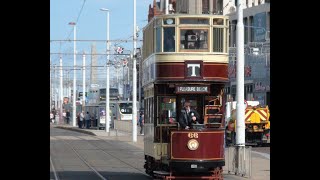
xmin=90 ymin=43 xmax=98 ymax=86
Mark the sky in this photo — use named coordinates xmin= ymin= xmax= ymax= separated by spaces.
xmin=50 ymin=0 xmax=154 ymax=88
xmin=50 ymin=0 xmax=154 ymax=65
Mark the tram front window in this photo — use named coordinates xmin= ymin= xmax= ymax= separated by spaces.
xmin=180 ymin=29 xmax=208 ymax=50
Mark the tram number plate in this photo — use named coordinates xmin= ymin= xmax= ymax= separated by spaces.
xmin=191 ymin=164 xmax=197 ymax=168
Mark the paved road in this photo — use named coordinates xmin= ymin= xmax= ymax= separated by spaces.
xmin=50 ymin=127 xmax=152 ymax=180
xmin=50 ymin=125 xmax=269 ymax=180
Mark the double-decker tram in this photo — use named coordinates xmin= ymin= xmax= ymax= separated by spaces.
xmin=142 ymin=13 xmax=229 ymax=179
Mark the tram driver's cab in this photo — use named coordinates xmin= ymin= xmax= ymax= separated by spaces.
xmin=157 ymin=95 xmax=223 ymax=127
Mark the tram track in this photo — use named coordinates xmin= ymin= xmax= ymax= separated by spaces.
xmin=50 ymin=155 xmax=59 ymax=180
xmin=51 ymin=128 xmax=148 ymax=180
xmin=55 ymin=135 xmax=108 ymax=180
xmin=75 ymin=134 xmax=147 ymax=175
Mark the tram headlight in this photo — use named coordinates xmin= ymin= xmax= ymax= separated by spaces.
xmin=187 ymin=139 xmax=199 ymax=151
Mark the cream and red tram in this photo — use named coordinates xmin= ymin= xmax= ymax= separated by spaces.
xmin=141 ymin=14 xmax=229 ymax=179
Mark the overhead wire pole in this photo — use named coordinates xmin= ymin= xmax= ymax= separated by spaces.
xmin=100 ymin=8 xmax=110 ymax=133
xmin=106 ymin=8 xmax=110 ymax=133
xmin=69 ymin=22 xmax=77 ymax=127
xmin=132 ymin=0 xmax=137 ymax=142
xmin=54 ymin=64 xmax=57 ymax=113
xmin=236 ymin=0 xmax=246 ymax=175
xmin=236 ymin=0 xmax=245 ymax=147
xmin=138 ymin=55 xmax=141 ymax=109
xmin=59 ymin=56 xmax=63 ymax=124
xmin=50 ymin=57 xmax=52 ymax=112
xmin=82 ymin=52 xmax=86 ymax=114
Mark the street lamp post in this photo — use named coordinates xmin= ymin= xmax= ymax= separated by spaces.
xmin=69 ymin=22 xmax=77 ymax=127
xmin=100 ymin=8 xmax=110 ymax=133
xmin=235 ymin=0 xmax=245 ymax=176
xmin=236 ymin=0 xmax=245 ymax=147
xmin=132 ymin=0 xmax=137 ymax=142
xmin=138 ymin=52 xmax=142 ymax=112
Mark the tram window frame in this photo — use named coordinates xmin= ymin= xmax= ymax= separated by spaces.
xmin=155 ymin=19 xmax=162 ymax=53
xmin=212 ymin=27 xmax=224 ymax=52
xmin=180 ymin=18 xmax=209 ymax=25
xmin=213 ymin=18 xmax=224 ymax=25
xmin=157 ymin=96 xmax=177 ymax=125
xmin=163 ymin=18 xmax=175 ymax=25
xmin=151 ymin=97 xmax=154 ymax=124
xmin=179 ymin=29 xmax=209 ymax=51
xmin=155 ymin=26 xmax=162 ymax=53
xmin=145 ymin=98 xmax=149 ymax=123
xmin=145 ymin=97 xmax=154 ymax=124
xmin=225 ymin=21 xmax=229 ymax=53
xmin=163 ymin=27 xmax=175 ymax=52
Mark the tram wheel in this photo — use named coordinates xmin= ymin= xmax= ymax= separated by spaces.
xmin=145 ymin=156 xmax=155 ymax=177
xmin=210 ymin=167 xmax=223 ymax=180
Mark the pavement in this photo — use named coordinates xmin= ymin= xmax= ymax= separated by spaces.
xmin=51 ymin=123 xmax=270 ymax=180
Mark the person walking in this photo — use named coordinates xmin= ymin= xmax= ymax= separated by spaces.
xmin=139 ymin=112 xmax=144 ymax=135
xmin=79 ymin=111 xmax=84 ymax=128
xmin=62 ymin=110 xmax=66 ymax=124
xmin=85 ymin=111 xmax=91 ymax=129
xmin=66 ymin=109 xmax=71 ymax=125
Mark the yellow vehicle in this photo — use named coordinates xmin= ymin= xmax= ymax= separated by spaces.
xmin=225 ymin=101 xmax=270 ymax=146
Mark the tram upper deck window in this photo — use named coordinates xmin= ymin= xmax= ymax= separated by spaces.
xmin=213 ymin=18 xmax=224 ymax=25
xmin=155 ymin=27 xmax=161 ymax=53
xmin=163 ymin=27 xmax=175 ymax=52
xmin=180 ymin=29 xmax=208 ymax=50
xmin=180 ymin=18 xmax=209 ymax=24
xmin=212 ymin=27 xmax=224 ymax=52
xmin=155 ymin=19 xmax=162 ymax=53
xmin=164 ymin=18 xmax=175 ymax=25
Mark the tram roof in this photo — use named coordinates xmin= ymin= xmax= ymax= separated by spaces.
xmin=145 ymin=14 xmax=228 ymax=27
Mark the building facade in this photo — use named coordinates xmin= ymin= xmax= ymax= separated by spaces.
xmin=224 ymin=0 xmax=270 ymax=106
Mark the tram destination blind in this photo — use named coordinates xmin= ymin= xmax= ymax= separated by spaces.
xmin=176 ymin=86 xmax=210 ymax=94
